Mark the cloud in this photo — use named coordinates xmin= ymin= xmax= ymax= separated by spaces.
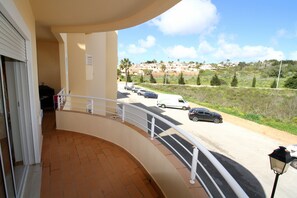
xmin=271 ymin=28 xmax=288 ymax=45
xmin=212 ymin=37 xmax=285 ymax=61
xmin=151 ymin=0 xmax=219 ymax=35
xmin=139 ymin=35 xmax=156 ymax=48
xmin=126 ymin=35 xmax=156 ymax=54
xmin=165 ymin=45 xmax=198 ymax=59
xmin=198 ymin=40 xmax=215 ymax=54
xmin=127 ymin=44 xmax=146 ymax=54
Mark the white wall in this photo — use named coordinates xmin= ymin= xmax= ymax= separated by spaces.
xmin=85 ymin=33 xmax=106 ymax=98
xmin=67 ymin=33 xmax=87 ymax=95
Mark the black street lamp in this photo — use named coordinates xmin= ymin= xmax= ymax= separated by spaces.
xmin=268 ymin=146 xmax=293 ymax=198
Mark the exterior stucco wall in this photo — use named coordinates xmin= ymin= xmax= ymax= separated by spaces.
xmin=59 ymin=33 xmax=68 ymax=93
xmin=37 ymin=40 xmax=61 ymax=93
xmin=67 ymin=33 xmax=87 ymax=95
xmin=65 ymin=32 xmax=117 ymax=99
xmin=85 ymin=33 xmax=106 ymax=98
xmin=106 ymin=31 xmax=118 ymax=100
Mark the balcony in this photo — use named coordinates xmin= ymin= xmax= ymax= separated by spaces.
xmin=41 ymin=115 xmax=163 ymax=197
xmin=37 ymin=90 xmax=248 ymax=197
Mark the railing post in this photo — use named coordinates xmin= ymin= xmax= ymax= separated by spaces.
xmin=190 ymin=147 xmax=199 ymax=184
xmin=91 ymin=99 xmax=94 ymax=114
xmin=150 ymin=117 xmax=155 ymax=140
xmin=122 ymin=104 xmax=125 ymax=122
xmin=58 ymin=95 xmax=61 ymax=110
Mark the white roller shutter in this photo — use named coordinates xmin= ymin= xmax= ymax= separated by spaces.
xmin=0 ymin=12 xmax=26 ymax=62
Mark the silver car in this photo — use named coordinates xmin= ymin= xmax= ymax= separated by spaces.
xmin=137 ymin=89 xmax=147 ymax=96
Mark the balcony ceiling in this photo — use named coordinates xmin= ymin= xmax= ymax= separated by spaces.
xmin=30 ymin=0 xmax=180 ymax=40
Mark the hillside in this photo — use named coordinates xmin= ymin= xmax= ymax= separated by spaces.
xmin=127 ymin=60 xmax=297 ymax=88
xmin=140 ymin=84 xmax=297 ymax=135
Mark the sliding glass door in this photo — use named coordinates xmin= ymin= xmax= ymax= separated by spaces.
xmin=0 ymin=55 xmax=29 ymax=197
xmin=0 ymin=56 xmax=16 ymax=197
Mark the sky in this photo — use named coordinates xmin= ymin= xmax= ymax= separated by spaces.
xmin=118 ymin=0 xmax=297 ymax=64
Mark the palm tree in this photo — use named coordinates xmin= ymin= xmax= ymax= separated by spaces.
xmin=120 ymin=58 xmax=132 ymax=86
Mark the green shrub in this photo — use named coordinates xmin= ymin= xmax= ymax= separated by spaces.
xmin=284 ymin=73 xmax=297 ymax=89
xmin=231 ymin=73 xmax=238 ymax=87
xmin=210 ymin=74 xmax=221 ymax=86
xmin=149 ymin=74 xmax=156 ymax=83
xmin=271 ymin=79 xmax=277 ymax=88
xmin=196 ymin=74 xmax=201 ymax=85
xmin=252 ymin=76 xmax=256 ymax=87
xmin=178 ymin=72 xmax=185 ymax=85
xmin=139 ymin=74 xmax=144 ymax=83
xmin=292 ymin=117 xmax=297 ymax=124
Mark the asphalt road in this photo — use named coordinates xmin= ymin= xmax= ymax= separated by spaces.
xmin=117 ymin=83 xmax=297 ymax=198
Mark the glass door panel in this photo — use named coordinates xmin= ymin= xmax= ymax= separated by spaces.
xmin=4 ymin=59 xmax=26 ymax=194
xmin=0 ymin=56 xmax=16 ymax=197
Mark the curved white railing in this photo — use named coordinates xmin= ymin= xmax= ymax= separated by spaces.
xmin=56 ymin=92 xmax=248 ymax=198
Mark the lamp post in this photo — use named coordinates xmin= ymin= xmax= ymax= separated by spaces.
xmin=268 ymin=146 xmax=293 ymax=198
xmin=276 ymin=60 xmax=282 ymax=88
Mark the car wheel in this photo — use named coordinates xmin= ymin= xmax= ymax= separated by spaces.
xmin=161 ymin=104 xmax=166 ymax=108
xmin=182 ymin=106 xmax=187 ymax=110
xmin=214 ymin=118 xmax=220 ymax=123
xmin=291 ymin=159 xmax=297 ymax=169
xmin=192 ymin=117 xmax=199 ymax=122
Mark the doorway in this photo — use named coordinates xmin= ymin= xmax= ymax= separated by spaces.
xmin=0 ymin=56 xmax=29 ymax=197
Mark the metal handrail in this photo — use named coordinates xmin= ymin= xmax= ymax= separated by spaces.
xmin=56 ymin=92 xmax=248 ymax=198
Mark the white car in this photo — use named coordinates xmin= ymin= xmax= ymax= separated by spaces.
xmin=137 ymin=89 xmax=147 ymax=96
xmin=286 ymin=144 xmax=297 ymax=169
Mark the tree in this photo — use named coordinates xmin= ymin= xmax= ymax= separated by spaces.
xmin=178 ymin=72 xmax=185 ymax=85
xmin=196 ymin=74 xmax=201 ymax=85
xmin=117 ymin=68 xmax=122 ymax=81
xmin=230 ymin=73 xmax=238 ymax=87
xmin=252 ymin=76 xmax=256 ymax=87
xmin=238 ymin=62 xmax=247 ymax=70
xmin=139 ymin=74 xmax=144 ymax=83
xmin=145 ymin=59 xmax=157 ymax=64
xmin=271 ymin=79 xmax=277 ymax=88
xmin=284 ymin=73 xmax=297 ymax=89
xmin=210 ymin=74 xmax=221 ymax=86
xmin=161 ymin=64 xmax=166 ymax=73
xmin=150 ymin=74 xmax=156 ymax=83
xmin=119 ymin=58 xmax=132 ymax=86
xmin=126 ymin=71 xmax=132 ymax=82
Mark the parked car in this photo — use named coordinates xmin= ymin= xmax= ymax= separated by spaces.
xmin=286 ymin=144 xmax=297 ymax=169
xmin=124 ymin=82 xmax=134 ymax=90
xmin=137 ymin=89 xmax=147 ymax=96
xmin=132 ymin=87 xmax=140 ymax=93
xmin=144 ymin=91 xmax=158 ymax=98
xmin=188 ymin=108 xmax=223 ymax=123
